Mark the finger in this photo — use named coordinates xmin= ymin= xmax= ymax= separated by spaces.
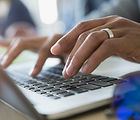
xmin=0 ymin=51 xmax=9 ymax=64
xmin=62 ymin=25 xmax=113 ymax=73
xmin=0 ymin=38 xmax=23 ymax=63
xmin=51 ymin=17 xmax=112 ymax=55
xmin=0 ymin=44 xmax=23 ymax=68
xmin=0 ymin=44 xmax=13 ymax=63
xmin=30 ymin=47 xmax=50 ymax=77
xmin=62 ymin=32 xmax=89 ymax=78
xmin=30 ymin=34 xmax=63 ymax=77
xmin=62 ymin=25 xmax=108 ymax=76
xmin=81 ymin=38 xmax=119 ymax=74
xmin=62 ymin=56 xmax=73 ymax=78
xmin=65 ymin=30 xmax=108 ymax=78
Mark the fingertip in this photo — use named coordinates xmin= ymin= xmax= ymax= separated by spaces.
xmin=29 ymin=68 xmax=38 ymax=77
xmin=2 ymin=64 xmax=8 ymax=68
xmin=0 ymin=60 xmax=9 ymax=68
xmin=51 ymin=43 xmax=61 ymax=55
xmin=81 ymin=64 xmax=89 ymax=74
xmin=62 ymin=69 xmax=70 ymax=79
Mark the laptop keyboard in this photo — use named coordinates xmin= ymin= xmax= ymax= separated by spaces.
xmin=8 ymin=64 xmax=123 ymax=100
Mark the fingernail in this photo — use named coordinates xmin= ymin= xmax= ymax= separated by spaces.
xmin=82 ymin=64 xmax=89 ymax=74
xmin=66 ymin=64 xmax=75 ymax=76
xmin=51 ymin=44 xmax=61 ymax=55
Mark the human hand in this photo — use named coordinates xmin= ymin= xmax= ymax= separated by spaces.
xmin=0 ymin=34 xmax=63 ymax=77
xmin=51 ymin=16 xmax=140 ymax=78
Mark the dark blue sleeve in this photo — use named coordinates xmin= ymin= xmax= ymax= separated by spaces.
xmin=4 ymin=0 xmax=36 ymax=29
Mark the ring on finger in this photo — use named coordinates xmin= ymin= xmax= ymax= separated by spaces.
xmin=101 ymin=28 xmax=114 ymax=39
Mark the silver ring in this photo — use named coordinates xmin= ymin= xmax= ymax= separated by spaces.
xmin=101 ymin=28 xmax=114 ymax=39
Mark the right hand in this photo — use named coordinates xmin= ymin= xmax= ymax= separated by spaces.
xmin=0 ymin=34 xmax=63 ymax=77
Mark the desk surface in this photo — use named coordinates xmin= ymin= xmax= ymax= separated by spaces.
xmin=0 ymin=100 xmax=117 ymax=120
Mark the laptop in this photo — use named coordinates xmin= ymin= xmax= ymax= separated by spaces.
xmin=0 ymin=57 xmax=139 ymax=120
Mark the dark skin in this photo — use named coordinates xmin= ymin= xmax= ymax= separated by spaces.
xmin=51 ymin=16 xmax=140 ymax=78
xmin=0 ymin=16 xmax=140 ymax=78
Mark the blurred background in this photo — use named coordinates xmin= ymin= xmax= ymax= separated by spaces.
xmin=0 ymin=0 xmax=139 ymax=38
xmin=0 ymin=0 xmax=116 ymax=38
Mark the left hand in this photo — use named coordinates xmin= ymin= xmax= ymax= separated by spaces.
xmin=0 ymin=34 xmax=64 ymax=77
xmin=51 ymin=16 xmax=140 ymax=78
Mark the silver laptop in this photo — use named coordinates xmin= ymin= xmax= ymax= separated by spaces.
xmin=0 ymin=57 xmax=139 ymax=120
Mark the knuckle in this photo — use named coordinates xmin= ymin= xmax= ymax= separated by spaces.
xmin=114 ymin=17 xmax=128 ymax=25
xmin=111 ymin=15 xmax=119 ymax=19
xmin=88 ymin=32 xmax=100 ymax=42
xmin=78 ymin=32 xmax=88 ymax=42
xmin=76 ymin=21 xmax=88 ymax=32
xmin=117 ymin=18 xmax=126 ymax=24
xmin=108 ymin=15 xmax=120 ymax=20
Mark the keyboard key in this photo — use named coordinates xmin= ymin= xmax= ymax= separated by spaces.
xmin=82 ymin=79 xmax=94 ymax=83
xmin=37 ymin=85 xmax=47 ymax=88
xmin=94 ymin=76 xmax=109 ymax=80
xmin=89 ymin=80 xmax=113 ymax=87
xmin=50 ymin=88 xmax=60 ymax=92
xmin=83 ymin=74 xmax=101 ymax=79
xmin=109 ymin=79 xmax=124 ymax=84
xmin=73 ymin=82 xmax=87 ymax=87
xmin=27 ymin=80 xmax=37 ymax=84
xmin=23 ymin=85 xmax=30 ymax=88
xmin=34 ymin=89 xmax=41 ymax=93
xmin=53 ymin=90 xmax=67 ymax=95
xmin=81 ymin=84 xmax=101 ymax=90
xmin=67 ymin=87 xmax=88 ymax=93
xmin=100 ymin=78 xmax=118 ymax=82
xmin=52 ymin=82 xmax=62 ymax=86
xmin=60 ymin=85 xmax=72 ymax=89
xmin=50 ymin=96 xmax=61 ymax=99
xmin=59 ymin=92 xmax=74 ymax=97
xmin=32 ymin=83 xmax=42 ymax=86
xmin=40 ymin=92 xmax=47 ymax=94
xmin=28 ymin=87 xmax=35 ymax=90
xmin=43 ymin=86 xmax=54 ymax=90
xmin=10 ymin=64 xmax=119 ymax=100
xmin=43 ymin=94 xmax=53 ymax=97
